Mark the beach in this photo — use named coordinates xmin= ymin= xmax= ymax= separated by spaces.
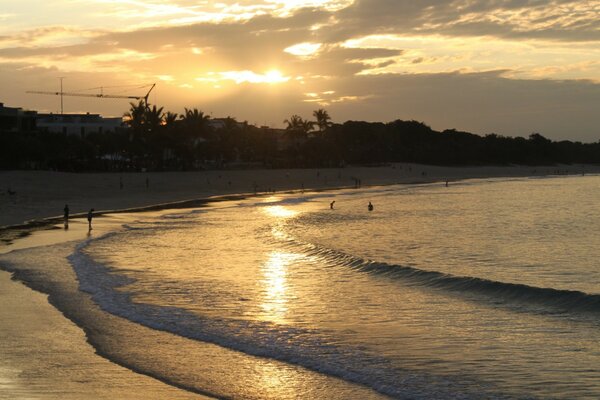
xmin=1 ymin=163 xmax=599 ymax=399
xmin=1 ymin=164 xmax=591 ymax=229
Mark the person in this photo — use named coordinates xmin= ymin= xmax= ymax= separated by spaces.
xmin=330 ymin=200 xmax=335 ymax=209
xmin=87 ymin=208 xmax=94 ymax=231
xmin=63 ymin=204 xmax=70 ymax=229
xmin=368 ymin=201 xmax=373 ymax=211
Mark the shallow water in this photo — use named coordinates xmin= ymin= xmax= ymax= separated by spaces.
xmin=4 ymin=175 xmax=600 ymax=398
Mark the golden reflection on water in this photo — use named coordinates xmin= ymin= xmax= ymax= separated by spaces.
xmin=260 ymin=251 xmax=302 ymax=324
xmin=263 ymin=202 xmax=300 ymax=241
xmin=262 ymin=205 xmax=298 ymax=219
xmin=254 ymin=360 xmax=301 ymax=398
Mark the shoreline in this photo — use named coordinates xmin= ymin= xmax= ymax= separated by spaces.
xmin=2 ymin=163 xmax=597 ymax=242
xmin=0 ymin=204 xmax=389 ymax=399
xmin=1 ymin=164 xmax=599 ymax=398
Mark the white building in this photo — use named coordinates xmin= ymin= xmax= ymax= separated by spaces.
xmin=36 ymin=113 xmax=125 ymax=137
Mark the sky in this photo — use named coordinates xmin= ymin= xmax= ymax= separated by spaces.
xmin=0 ymin=0 xmax=599 ymax=141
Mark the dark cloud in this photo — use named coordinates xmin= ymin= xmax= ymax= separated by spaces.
xmin=330 ymin=0 xmax=600 ymax=42
xmin=318 ymin=71 xmax=600 ymax=141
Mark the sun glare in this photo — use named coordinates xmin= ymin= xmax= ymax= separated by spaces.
xmin=197 ymin=70 xmax=290 ymax=85
xmin=263 ymin=69 xmax=288 ymax=84
xmin=263 ymin=205 xmax=298 ymax=218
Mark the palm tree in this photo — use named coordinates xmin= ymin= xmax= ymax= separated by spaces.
xmin=181 ymin=108 xmax=210 ymax=137
xmin=122 ymin=100 xmax=150 ymax=166
xmin=313 ymin=108 xmax=332 ymax=132
xmin=179 ymin=108 xmax=212 ymax=166
xmin=164 ymin=111 xmax=179 ymax=127
xmin=123 ymin=100 xmax=147 ymax=140
xmin=145 ymin=105 xmax=164 ymax=132
xmin=284 ymin=114 xmax=314 ymax=135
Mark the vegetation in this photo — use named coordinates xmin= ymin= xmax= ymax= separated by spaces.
xmin=1 ymin=102 xmax=600 ymax=171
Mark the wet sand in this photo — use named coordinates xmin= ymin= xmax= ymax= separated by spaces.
xmin=0 ymin=215 xmax=210 ymax=399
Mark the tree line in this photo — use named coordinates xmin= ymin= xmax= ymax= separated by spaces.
xmin=1 ymin=101 xmax=599 ymax=171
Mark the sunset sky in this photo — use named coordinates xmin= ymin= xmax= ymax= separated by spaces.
xmin=1 ymin=0 xmax=599 ymax=140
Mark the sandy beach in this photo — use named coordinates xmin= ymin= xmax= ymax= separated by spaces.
xmin=1 ymin=163 xmax=593 ymax=229
xmin=1 ymin=163 xmax=599 ymax=399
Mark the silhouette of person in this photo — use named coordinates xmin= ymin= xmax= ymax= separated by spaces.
xmin=330 ymin=200 xmax=335 ymax=209
xmin=87 ymin=208 xmax=94 ymax=231
xmin=63 ymin=204 xmax=70 ymax=229
xmin=368 ymin=201 xmax=373 ymax=211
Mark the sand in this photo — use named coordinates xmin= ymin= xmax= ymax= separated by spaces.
xmin=0 ymin=163 xmax=597 ymax=398
xmin=1 ymin=163 xmax=593 ymax=229
xmin=0 ymin=270 xmax=210 ymax=400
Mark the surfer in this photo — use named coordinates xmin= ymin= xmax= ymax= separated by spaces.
xmin=330 ymin=201 xmax=335 ymax=209
xmin=368 ymin=201 xmax=373 ymax=211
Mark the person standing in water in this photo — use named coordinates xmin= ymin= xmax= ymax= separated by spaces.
xmin=330 ymin=200 xmax=336 ymax=209
xmin=63 ymin=204 xmax=69 ymax=229
xmin=368 ymin=201 xmax=374 ymax=211
xmin=87 ymin=208 xmax=94 ymax=231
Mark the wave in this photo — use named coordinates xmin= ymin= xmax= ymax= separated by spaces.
xmin=69 ymin=230 xmax=505 ymax=399
xmin=358 ymin=260 xmax=600 ymax=314
xmin=65 ymin=238 xmax=402 ymax=398
xmin=276 ymin=236 xmax=600 ymax=316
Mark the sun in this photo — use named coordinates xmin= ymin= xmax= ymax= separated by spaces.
xmin=263 ymin=69 xmax=288 ymax=84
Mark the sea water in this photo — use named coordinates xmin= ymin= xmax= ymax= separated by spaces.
xmin=5 ymin=175 xmax=600 ymax=399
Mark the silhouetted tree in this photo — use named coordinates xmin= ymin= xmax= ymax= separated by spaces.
xmin=179 ymin=108 xmax=211 ymax=168
xmin=284 ymin=114 xmax=314 ymax=136
xmin=313 ymin=109 xmax=332 ymax=132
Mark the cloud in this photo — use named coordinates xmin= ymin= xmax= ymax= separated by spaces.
xmin=316 ymin=70 xmax=600 ymax=141
xmin=1 ymin=0 xmax=599 ymax=141
xmin=196 ymin=69 xmax=290 ymax=84
xmin=333 ymin=0 xmax=600 ymax=42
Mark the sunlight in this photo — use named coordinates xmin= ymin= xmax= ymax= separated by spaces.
xmin=208 ymin=69 xmax=290 ymax=85
xmin=262 ymin=205 xmax=298 ymax=219
xmin=263 ymin=69 xmax=289 ymax=84
xmin=260 ymin=251 xmax=301 ymax=323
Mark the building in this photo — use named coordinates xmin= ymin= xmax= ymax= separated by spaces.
xmin=0 ymin=102 xmax=37 ymax=132
xmin=208 ymin=117 xmax=246 ymax=131
xmin=36 ymin=113 xmax=125 ymax=137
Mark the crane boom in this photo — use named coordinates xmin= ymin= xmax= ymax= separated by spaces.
xmin=26 ymin=90 xmax=142 ymax=100
xmin=26 ymin=83 xmax=156 ymax=111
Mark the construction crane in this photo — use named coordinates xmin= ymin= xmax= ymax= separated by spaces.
xmin=27 ymin=83 xmax=156 ymax=114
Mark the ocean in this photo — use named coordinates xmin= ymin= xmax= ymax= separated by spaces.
xmin=2 ymin=175 xmax=600 ymax=399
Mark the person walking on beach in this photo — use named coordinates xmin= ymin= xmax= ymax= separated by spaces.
xmin=368 ymin=201 xmax=374 ymax=211
xmin=63 ymin=204 xmax=69 ymax=229
xmin=330 ymin=200 xmax=335 ymax=209
xmin=87 ymin=208 xmax=94 ymax=231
